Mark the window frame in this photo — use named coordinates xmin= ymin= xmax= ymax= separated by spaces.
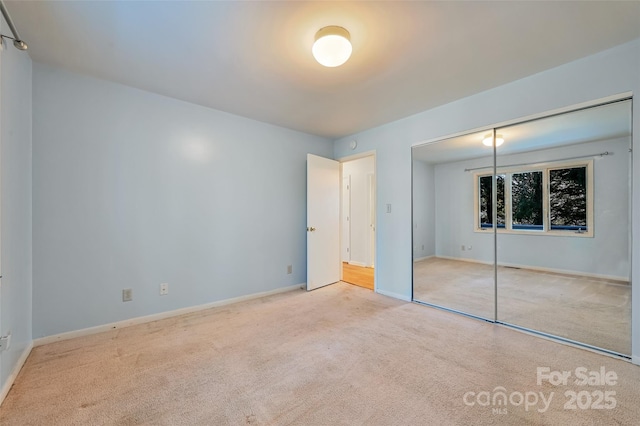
xmin=473 ymin=159 xmax=594 ymax=237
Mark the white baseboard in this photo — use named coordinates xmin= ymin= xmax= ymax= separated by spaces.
xmin=434 ymin=255 xmax=628 ymax=282
xmin=436 ymin=255 xmax=493 ymax=266
xmin=376 ymin=288 xmax=411 ymax=302
xmin=632 ymin=355 xmax=640 ymax=366
xmin=34 ymin=284 xmax=304 ymax=347
xmin=348 ymin=260 xmax=367 ymax=267
xmin=413 ymin=255 xmax=434 ymax=263
xmin=0 ymin=341 xmax=33 ymax=407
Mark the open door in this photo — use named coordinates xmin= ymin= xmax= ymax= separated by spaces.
xmin=307 ymin=154 xmax=340 ymax=290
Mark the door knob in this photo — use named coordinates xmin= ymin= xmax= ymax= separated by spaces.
xmin=307 ymin=226 xmax=316 ymax=232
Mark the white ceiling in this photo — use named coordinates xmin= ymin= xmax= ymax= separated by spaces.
xmin=5 ymin=1 xmax=640 ymax=138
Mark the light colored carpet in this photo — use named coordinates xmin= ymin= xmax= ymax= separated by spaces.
xmin=1 ymin=282 xmax=639 ymax=425
xmin=413 ymin=257 xmax=631 ymax=355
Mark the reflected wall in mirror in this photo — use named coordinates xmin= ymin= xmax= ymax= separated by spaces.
xmin=412 ymin=99 xmax=632 ymax=356
xmin=412 ymin=131 xmax=496 ymax=320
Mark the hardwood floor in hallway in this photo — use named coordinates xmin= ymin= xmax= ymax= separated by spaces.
xmin=342 ymin=262 xmax=374 ymax=290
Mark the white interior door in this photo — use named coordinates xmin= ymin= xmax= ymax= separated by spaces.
xmin=307 ymin=154 xmax=340 ymax=290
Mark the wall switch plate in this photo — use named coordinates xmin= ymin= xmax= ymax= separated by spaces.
xmin=287 ymin=265 xmax=293 ymax=275
xmin=122 ymin=288 xmax=133 ymax=302
xmin=386 ymin=204 xmax=392 ymax=213
xmin=160 ymin=283 xmax=169 ymax=295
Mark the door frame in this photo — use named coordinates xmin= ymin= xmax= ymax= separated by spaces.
xmin=338 ymin=150 xmax=377 ymax=292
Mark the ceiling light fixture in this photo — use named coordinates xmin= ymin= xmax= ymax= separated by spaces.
xmin=312 ymin=26 xmax=352 ymax=67
xmin=482 ymin=133 xmax=504 ymax=147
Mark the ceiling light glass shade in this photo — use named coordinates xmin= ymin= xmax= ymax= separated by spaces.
xmin=482 ymin=133 xmax=504 ymax=147
xmin=312 ymin=26 xmax=352 ymax=67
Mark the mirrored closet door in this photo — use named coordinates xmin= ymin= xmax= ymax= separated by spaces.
xmin=412 ymin=130 xmax=496 ymax=320
xmin=412 ymin=99 xmax=632 ymax=356
xmin=494 ymin=100 xmax=632 ymax=356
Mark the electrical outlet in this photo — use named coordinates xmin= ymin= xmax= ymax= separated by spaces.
xmin=422 ymin=245 xmax=424 ymax=251
xmin=160 ymin=283 xmax=169 ymax=295
xmin=467 ymin=245 xmax=472 ymax=251
xmin=0 ymin=332 xmax=11 ymax=352
xmin=122 ymin=288 xmax=133 ymax=302
xmin=461 ymin=245 xmax=466 ymax=251
xmin=287 ymin=265 xmax=293 ymax=275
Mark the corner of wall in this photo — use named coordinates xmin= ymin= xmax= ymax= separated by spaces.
xmin=0 ymin=15 xmax=34 ymax=403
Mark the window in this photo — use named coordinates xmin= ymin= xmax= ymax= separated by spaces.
xmin=549 ymin=166 xmax=587 ymax=231
xmin=474 ymin=161 xmax=592 ymax=236
xmin=511 ymin=171 xmax=543 ymax=230
xmin=479 ymin=175 xmax=504 ymax=228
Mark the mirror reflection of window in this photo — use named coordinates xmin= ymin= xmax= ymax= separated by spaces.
xmin=549 ymin=166 xmax=587 ymax=231
xmin=478 ymin=175 xmax=505 ymax=229
xmin=511 ymin=170 xmax=543 ymax=230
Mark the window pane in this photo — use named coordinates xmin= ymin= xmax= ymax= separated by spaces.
xmin=496 ymin=175 xmax=505 ymax=227
xmin=479 ymin=176 xmax=491 ymax=227
xmin=479 ymin=175 xmax=505 ymax=228
xmin=550 ymin=167 xmax=587 ymax=231
xmin=511 ymin=171 xmax=543 ymax=230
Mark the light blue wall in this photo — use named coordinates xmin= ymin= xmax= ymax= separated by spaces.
xmin=0 ymin=23 xmax=33 ymax=389
xmin=334 ymin=38 xmax=640 ymax=360
xmin=411 ymin=160 xmax=435 ymax=259
xmin=32 ymin=64 xmax=333 ymax=338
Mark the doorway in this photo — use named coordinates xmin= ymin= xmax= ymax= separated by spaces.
xmin=341 ymin=155 xmax=376 ymax=291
